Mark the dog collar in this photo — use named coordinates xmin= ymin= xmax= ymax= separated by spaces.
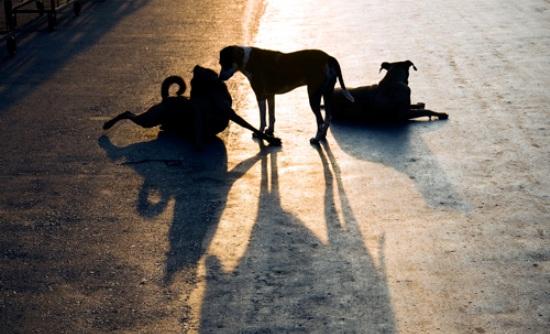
xmin=241 ymin=46 xmax=251 ymax=69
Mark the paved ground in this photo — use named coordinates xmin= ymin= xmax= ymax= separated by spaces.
xmin=0 ymin=0 xmax=255 ymax=332
xmin=1 ymin=0 xmax=549 ymax=333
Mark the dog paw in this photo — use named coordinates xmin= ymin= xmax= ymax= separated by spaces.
xmin=309 ymin=137 xmax=321 ymax=145
xmin=268 ymin=136 xmax=282 ymax=146
xmin=438 ymin=113 xmax=449 ymax=120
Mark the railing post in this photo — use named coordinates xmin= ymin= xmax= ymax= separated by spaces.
xmin=36 ymin=1 xmax=45 ymax=16
xmin=47 ymin=0 xmax=57 ymax=31
xmin=4 ymin=0 xmax=16 ymax=30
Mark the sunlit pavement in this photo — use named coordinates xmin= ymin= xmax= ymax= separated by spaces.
xmin=0 ymin=0 xmax=548 ymax=333
xmin=203 ymin=0 xmax=549 ymax=332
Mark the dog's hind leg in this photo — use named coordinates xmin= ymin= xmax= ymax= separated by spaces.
xmin=227 ymin=108 xmax=281 ymax=146
xmin=266 ymin=95 xmax=275 ymax=135
xmin=320 ymin=76 xmax=337 ymax=139
xmin=410 ymin=102 xmax=425 ymax=109
xmin=103 ymin=111 xmax=134 ymax=130
xmin=103 ymin=109 xmax=164 ymax=130
xmin=407 ymin=109 xmax=448 ymax=121
xmin=308 ymin=86 xmax=325 ymax=144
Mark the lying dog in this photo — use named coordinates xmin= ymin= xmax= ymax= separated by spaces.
xmin=103 ymin=65 xmax=281 ymax=146
xmin=327 ymin=60 xmax=448 ymax=122
xmin=219 ymin=46 xmax=355 ymax=144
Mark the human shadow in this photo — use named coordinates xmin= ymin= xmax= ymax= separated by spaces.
xmin=98 ymin=132 xmax=270 ymax=286
xmin=199 ymin=142 xmax=395 ymax=332
xmin=331 ymin=120 xmax=468 ymax=211
xmin=0 ymin=0 xmax=149 ymax=114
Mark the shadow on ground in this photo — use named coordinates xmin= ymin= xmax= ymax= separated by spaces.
xmin=0 ymin=0 xmax=149 ymax=114
xmin=198 ymin=142 xmax=395 ymax=332
xmin=100 ymin=131 xmax=396 ymax=332
xmin=99 ymin=133 xmax=273 ymax=286
xmin=331 ymin=120 xmax=468 ymax=211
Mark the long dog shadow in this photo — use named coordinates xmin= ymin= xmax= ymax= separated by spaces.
xmin=331 ymin=120 xmax=467 ymax=211
xmin=99 ymin=132 xmax=269 ymax=286
xmin=199 ymin=142 xmax=395 ymax=332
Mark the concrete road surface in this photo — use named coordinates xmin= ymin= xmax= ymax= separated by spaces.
xmin=0 ymin=0 xmax=548 ymax=333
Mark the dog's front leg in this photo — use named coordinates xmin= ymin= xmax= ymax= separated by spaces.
xmin=266 ymin=95 xmax=275 ymax=135
xmin=226 ymin=108 xmax=281 ymax=146
xmin=257 ymin=98 xmax=267 ymax=132
xmin=252 ymin=98 xmax=267 ymax=140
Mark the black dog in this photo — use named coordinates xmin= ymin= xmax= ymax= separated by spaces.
xmin=326 ymin=60 xmax=448 ymax=122
xmin=103 ymin=65 xmax=281 ymax=146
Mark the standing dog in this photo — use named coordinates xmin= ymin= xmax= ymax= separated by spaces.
xmin=103 ymin=65 xmax=281 ymax=147
xmin=218 ymin=46 xmax=355 ymax=144
xmin=327 ymin=60 xmax=448 ymax=122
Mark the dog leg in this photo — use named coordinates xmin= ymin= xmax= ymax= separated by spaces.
xmin=103 ymin=111 xmax=163 ymax=130
xmin=103 ymin=106 xmax=167 ymax=130
xmin=227 ymin=109 xmax=281 ymax=146
xmin=318 ymin=92 xmax=335 ymax=139
xmin=252 ymin=98 xmax=267 ymax=139
xmin=320 ymin=76 xmax=337 ymax=140
xmin=407 ymin=109 xmax=448 ymax=121
xmin=103 ymin=111 xmax=132 ymax=130
xmin=308 ymin=87 xmax=324 ymax=144
xmin=258 ymin=98 xmax=267 ymax=132
xmin=266 ymin=95 xmax=275 ymax=135
xmin=410 ymin=102 xmax=425 ymax=109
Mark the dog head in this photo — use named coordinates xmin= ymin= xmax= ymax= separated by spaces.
xmin=191 ymin=65 xmax=232 ymax=106
xmin=379 ymin=60 xmax=417 ymax=85
xmin=218 ymin=45 xmax=246 ymax=81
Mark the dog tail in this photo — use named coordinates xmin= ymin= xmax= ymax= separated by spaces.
xmin=161 ymin=75 xmax=187 ymax=100
xmin=329 ymin=57 xmax=355 ymax=103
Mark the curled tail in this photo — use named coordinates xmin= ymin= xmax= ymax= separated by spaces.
xmin=328 ymin=57 xmax=355 ymax=103
xmin=161 ymin=75 xmax=187 ymax=100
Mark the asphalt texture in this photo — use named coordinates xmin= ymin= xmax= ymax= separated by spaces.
xmin=1 ymin=0 xmax=549 ymax=333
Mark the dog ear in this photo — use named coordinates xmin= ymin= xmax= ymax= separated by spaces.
xmin=406 ymin=60 xmax=417 ymax=71
xmin=379 ymin=62 xmax=390 ymax=73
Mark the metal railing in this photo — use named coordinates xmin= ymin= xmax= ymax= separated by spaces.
xmin=1 ymin=0 xmax=82 ymax=56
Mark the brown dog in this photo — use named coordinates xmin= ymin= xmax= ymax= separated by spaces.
xmin=219 ymin=46 xmax=354 ymax=144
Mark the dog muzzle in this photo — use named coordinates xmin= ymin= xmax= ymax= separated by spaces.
xmin=219 ymin=67 xmax=236 ymax=81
